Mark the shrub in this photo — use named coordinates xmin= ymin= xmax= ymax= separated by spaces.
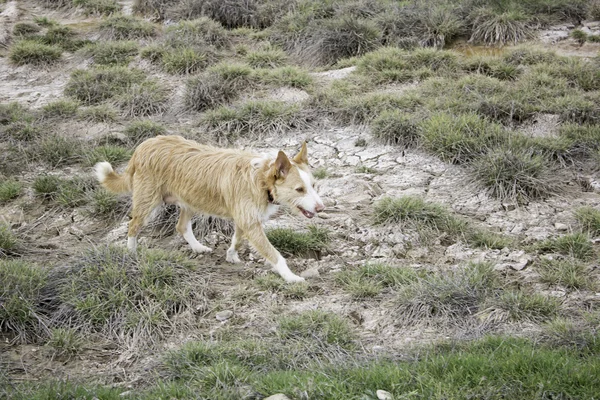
xmin=65 ymin=67 xmax=145 ymax=105
xmin=115 ymin=80 xmax=169 ymax=117
xmin=9 ymin=40 xmax=62 ymax=66
xmin=469 ymin=8 xmax=535 ymax=46
xmin=100 ymin=15 xmax=157 ymax=40
xmin=246 ymin=48 xmax=287 ymax=68
xmin=472 ymin=147 xmax=561 ymax=201
xmin=536 ymin=233 xmax=594 ymax=260
xmin=266 ymin=225 xmax=330 ymax=257
xmin=0 ymin=224 xmax=18 ymax=254
xmin=574 ymin=207 xmax=600 ymax=236
xmin=370 ymin=110 xmax=421 ymax=147
xmin=0 ymin=180 xmax=22 ymax=202
xmin=0 ymin=260 xmax=48 ymax=342
xmin=420 ymin=113 xmax=508 ymax=164
xmin=277 ymin=310 xmax=355 ymax=348
xmin=83 ymin=41 xmax=138 ymax=65
xmin=124 ymin=120 xmax=166 ymax=143
xmin=42 ymin=99 xmax=79 ymax=119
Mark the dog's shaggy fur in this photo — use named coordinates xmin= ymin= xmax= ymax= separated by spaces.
xmin=96 ymin=135 xmax=324 ymax=282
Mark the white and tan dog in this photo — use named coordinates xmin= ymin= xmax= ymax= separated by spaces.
xmin=95 ymin=135 xmax=325 ymax=282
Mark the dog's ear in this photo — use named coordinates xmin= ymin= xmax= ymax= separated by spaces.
xmin=292 ymin=141 xmax=308 ymax=165
xmin=274 ymin=151 xmax=292 ymax=178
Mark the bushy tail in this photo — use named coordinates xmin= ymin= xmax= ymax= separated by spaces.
xmin=95 ymin=162 xmax=131 ymax=194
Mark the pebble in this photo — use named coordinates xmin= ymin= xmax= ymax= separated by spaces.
xmin=263 ymin=395 xmax=291 ymax=400
xmin=377 ymin=390 xmax=394 ymax=400
xmin=554 ymin=222 xmax=568 ymax=231
xmin=300 ymin=267 xmax=320 ymax=279
xmin=216 ymin=310 xmax=233 ymax=321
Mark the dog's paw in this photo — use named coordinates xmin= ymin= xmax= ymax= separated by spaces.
xmin=191 ymin=244 xmax=212 ymax=253
xmin=226 ymin=250 xmax=241 ymax=264
xmin=284 ymin=274 xmax=305 ymax=283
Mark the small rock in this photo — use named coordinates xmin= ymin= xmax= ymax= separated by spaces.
xmin=377 ymin=390 xmax=394 ymax=400
xmin=216 ymin=310 xmax=233 ymax=321
xmin=119 ymin=391 xmax=133 ymax=397
xmin=554 ymin=222 xmax=568 ymax=231
xmin=502 ymin=202 xmax=517 ymax=211
xmin=318 ymin=212 xmax=331 ymax=219
xmin=300 ymin=267 xmax=320 ymax=279
xmin=508 ymin=258 xmax=529 ymax=271
xmin=263 ymin=395 xmax=291 ymax=400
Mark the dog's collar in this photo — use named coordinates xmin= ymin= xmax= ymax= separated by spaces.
xmin=267 ymin=189 xmax=279 ymax=205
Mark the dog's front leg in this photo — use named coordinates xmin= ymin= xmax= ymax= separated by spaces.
xmin=244 ymin=223 xmax=304 ymax=283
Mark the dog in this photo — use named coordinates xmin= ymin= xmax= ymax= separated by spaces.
xmin=95 ymin=135 xmax=325 ymax=282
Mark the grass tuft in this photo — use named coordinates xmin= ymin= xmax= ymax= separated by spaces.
xmin=9 ymin=40 xmax=62 ymax=66
xmin=536 ymin=233 xmax=595 ymax=260
xmin=370 ymin=110 xmax=421 ymax=147
xmin=47 ymin=328 xmax=83 ymax=357
xmin=536 ymin=258 xmax=592 ymax=290
xmin=246 ymin=48 xmax=288 ymax=68
xmin=115 ymin=80 xmax=169 ymax=117
xmin=277 ymin=310 xmax=355 ymax=348
xmin=42 ymin=99 xmax=79 ymax=119
xmin=336 ymin=263 xmax=419 ymax=299
xmin=65 ymin=66 xmax=145 ymax=105
xmin=78 ymin=104 xmax=118 ymax=123
xmin=0 ymin=180 xmax=22 ymax=203
xmin=124 ymin=120 xmax=167 ymax=143
xmin=83 ymin=41 xmax=138 ymax=66
xmin=469 ymin=8 xmax=535 ymax=46
xmin=100 ymin=14 xmax=157 ymax=40
xmin=37 ymin=135 xmax=82 ymax=167
xmin=84 ymin=145 xmax=131 ymax=166
xmin=482 ymin=290 xmax=560 ymax=323
xmin=267 ymin=225 xmax=330 ymax=257
xmin=575 ymin=207 xmax=600 ymax=236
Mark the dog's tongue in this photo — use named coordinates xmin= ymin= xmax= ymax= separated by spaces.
xmin=301 ymin=208 xmax=315 ymax=218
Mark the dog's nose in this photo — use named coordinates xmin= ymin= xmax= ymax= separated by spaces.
xmin=315 ymin=203 xmax=325 ymax=213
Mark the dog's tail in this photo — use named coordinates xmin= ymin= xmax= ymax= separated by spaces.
xmin=95 ymin=162 xmax=132 ymax=194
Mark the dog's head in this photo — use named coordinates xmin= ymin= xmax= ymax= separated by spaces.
xmin=269 ymin=142 xmax=325 ymax=218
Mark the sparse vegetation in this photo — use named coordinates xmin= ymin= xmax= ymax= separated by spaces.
xmin=78 ymin=104 xmax=118 ymax=122
xmin=84 ymin=145 xmax=131 ymax=166
xmin=575 ymin=207 xmax=600 ymax=236
xmin=124 ymin=120 xmax=167 ymax=143
xmin=47 ymin=328 xmax=83 ymax=357
xmin=115 ymin=80 xmax=169 ymax=117
xmin=0 ymin=224 xmax=18 ymax=254
xmin=277 ymin=310 xmax=355 ymax=348
xmin=42 ymin=99 xmax=79 ymax=119
xmin=336 ymin=263 xmax=419 ymax=298
xmin=65 ymin=67 xmax=145 ymax=105
xmin=482 ymin=290 xmax=560 ymax=323
xmin=73 ymin=0 xmax=121 ymax=15
xmin=0 ymin=180 xmax=22 ymax=202
xmin=37 ymin=135 xmax=82 ymax=167
xmin=536 ymin=233 xmax=595 ymax=260
xmin=536 ymin=258 xmax=592 ymax=290
xmin=100 ymin=14 xmax=157 ymax=40
xmin=83 ymin=41 xmax=138 ymax=66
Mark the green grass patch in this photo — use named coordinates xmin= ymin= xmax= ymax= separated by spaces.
xmin=370 ymin=109 xmax=421 ymax=147
xmin=161 ymin=47 xmax=209 ymax=74
xmin=338 ymin=92 xmax=422 ymax=124
xmin=312 ymin=167 xmax=327 ymax=179
xmin=124 ymin=120 xmax=166 ymax=143
xmin=336 ymin=263 xmax=419 ymax=299
xmin=78 ymin=104 xmax=118 ymax=123
xmin=42 ymin=99 xmax=79 ymax=119
xmin=536 ymin=258 xmax=593 ymax=290
xmin=88 ymin=188 xmax=124 ymax=217
xmin=482 ymin=290 xmax=560 ymax=323
xmin=13 ymin=22 xmax=41 ymax=37
xmin=164 ymin=17 xmax=229 ymax=49
xmin=83 ymin=41 xmax=138 ymax=66
xmin=115 ymin=80 xmax=169 ymax=117
xmin=185 ymin=64 xmax=254 ymax=112
xmin=65 ymin=66 xmax=145 ymax=105
xmin=277 ymin=310 xmax=355 ymax=348
xmin=469 ymin=8 xmax=535 ymax=46
xmin=37 ymin=135 xmax=82 ymax=167
xmin=246 ymin=48 xmax=287 ymax=68
xmin=536 ymin=233 xmax=595 ymax=260
xmin=9 ymin=40 xmax=62 ymax=66
xmin=47 ymin=328 xmax=83 ymax=357
xmin=100 ymin=14 xmax=157 ymax=40
xmin=254 ymin=66 xmax=313 ymax=89
xmin=84 ymin=145 xmax=131 ymax=166
xmin=266 ymin=225 xmax=330 ymax=257
xmin=33 ymin=175 xmax=61 ymax=198
xmin=73 ymin=0 xmax=121 ymax=15
xmin=0 ymin=260 xmax=48 ymax=342
xmin=575 ymin=206 xmax=600 ymax=236
xmin=0 ymin=179 xmax=22 ymax=202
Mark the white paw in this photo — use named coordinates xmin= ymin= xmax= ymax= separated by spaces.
xmin=283 ymin=274 xmax=305 ymax=283
xmin=191 ymin=244 xmax=212 ymax=253
xmin=226 ymin=250 xmax=241 ymax=264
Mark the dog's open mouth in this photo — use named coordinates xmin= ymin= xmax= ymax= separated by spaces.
xmin=298 ymin=206 xmax=315 ymax=218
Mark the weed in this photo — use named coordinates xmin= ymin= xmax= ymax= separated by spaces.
xmin=575 ymin=207 xmax=600 ymax=236
xmin=536 ymin=233 xmax=594 ymax=260
xmin=83 ymin=41 xmax=138 ymax=66
xmin=9 ymin=40 xmax=62 ymax=66
xmin=0 ymin=260 xmax=48 ymax=342
xmin=124 ymin=120 xmax=166 ymax=143
xmin=246 ymin=48 xmax=287 ymax=68
xmin=266 ymin=225 xmax=330 ymax=257
xmin=0 ymin=180 xmax=22 ymax=202
xmin=116 ymin=80 xmax=169 ymax=117
xmin=78 ymin=104 xmax=118 ymax=123
xmin=420 ymin=112 xmax=507 ymax=164
xmin=47 ymin=328 xmax=83 ymax=356
xmin=370 ymin=110 xmax=421 ymax=147
xmin=65 ymin=67 xmax=145 ymax=105
xmin=536 ymin=258 xmax=592 ymax=290
xmin=100 ymin=15 xmax=157 ymax=40
xmin=277 ymin=310 xmax=355 ymax=348
xmin=42 ymin=99 xmax=79 ymax=119
xmin=482 ymin=290 xmax=560 ymax=323
xmin=472 ymin=146 xmax=561 ymax=201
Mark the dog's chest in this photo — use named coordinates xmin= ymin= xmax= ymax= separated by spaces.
xmin=261 ymin=204 xmax=280 ymax=222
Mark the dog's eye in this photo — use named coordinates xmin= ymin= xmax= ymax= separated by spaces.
xmin=296 ymin=187 xmax=305 ymax=193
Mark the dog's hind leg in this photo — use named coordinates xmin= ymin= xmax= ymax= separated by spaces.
xmin=243 ymin=223 xmax=304 ymax=283
xmin=176 ymin=207 xmax=212 ymax=253
xmin=128 ymin=182 xmax=163 ymax=252
xmin=226 ymin=225 xmax=243 ymax=263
